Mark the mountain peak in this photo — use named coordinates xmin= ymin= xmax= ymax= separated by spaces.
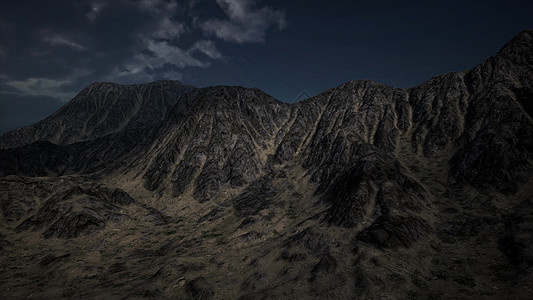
xmin=515 ymin=29 xmax=533 ymax=40
xmin=495 ymin=29 xmax=533 ymax=64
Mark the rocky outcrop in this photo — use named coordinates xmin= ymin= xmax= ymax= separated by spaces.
xmin=141 ymin=86 xmax=291 ymax=201
xmin=15 ymin=184 xmax=134 ymax=238
xmin=322 ymin=146 xmax=429 ymax=228
xmin=448 ymin=30 xmax=533 ymax=193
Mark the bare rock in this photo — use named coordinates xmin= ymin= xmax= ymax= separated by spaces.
xmin=16 ymin=185 xmax=135 ymax=238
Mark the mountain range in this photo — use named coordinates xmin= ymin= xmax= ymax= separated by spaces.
xmin=0 ymin=30 xmax=532 ymax=299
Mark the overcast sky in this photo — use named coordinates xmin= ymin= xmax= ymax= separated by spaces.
xmin=0 ymin=0 xmax=532 ymax=134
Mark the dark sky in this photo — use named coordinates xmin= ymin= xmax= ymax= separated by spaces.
xmin=1 ymin=0 xmax=532 ymax=134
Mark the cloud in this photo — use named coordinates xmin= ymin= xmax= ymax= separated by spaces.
xmin=86 ymin=1 xmax=107 ymax=21
xmin=4 ymin=77 xmax=76 ymax=100
xmin=85 ymin=0 xmax=181 ymax=20
xmin=137 ymin=0 xmax=180 ymax=16
xmin=143 ymin=39 xmax=210 ymax=68
xmin=43 ymin=34 xmax=87 ymax=51
xmin=3 ymin=69 xmax=91 ymax=101
xmin=187 ymin=0 xmax=202 ymax=9
xmin=75 ymin=0 xmax=282 ymax=84
xmin=202 ymin=0 xmax=287 ymax=43
xmin=191 ymin=40 xmax=222 ymax=59
xmin=160 ymin=70 xmax=183 ymax=80
xmin=106 ymin=1 xmax=225 ymax=82
xmin=152 ymin=17 xmax=186 ymax=40
xmin=134 ymin=0 xmax=186 ymax=41
xmin=107 ymin=38 xmax=220 ymax=82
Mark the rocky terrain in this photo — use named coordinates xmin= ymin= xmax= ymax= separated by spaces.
xmin=0 ymin=30 xmax=532 ymax=299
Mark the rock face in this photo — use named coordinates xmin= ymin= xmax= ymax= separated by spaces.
xmin=0 ymin=80 xmax=195 ymax=149
xmin=322 ymin=147 xmax=429 ymax=230
xmin=15 ymin=184 xmax=134 ymax=238
xmin=0 ymin=30 xmax=532 ymax=299
xmin=447 ymin=31 xmax=533 ymax=193
xmin=141 ymin=86 xmax=291 ymax=199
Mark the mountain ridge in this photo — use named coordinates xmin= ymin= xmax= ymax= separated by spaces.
xmin=2 ymin=30 xmax=531 ymax=150
xmin=0 ymin=30 xmax=532 ymax=299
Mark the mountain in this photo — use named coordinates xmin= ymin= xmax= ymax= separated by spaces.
xmin=0 ymin=80 xmax=195 ymax=149
xmin=0 ymin=30 xmax=532 ymax=299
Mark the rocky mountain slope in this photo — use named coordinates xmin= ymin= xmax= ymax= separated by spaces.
xmin=0 ymin=80 xmax=195 ymax=149
xmin=0 ymin=30 xmax=532 ymax=299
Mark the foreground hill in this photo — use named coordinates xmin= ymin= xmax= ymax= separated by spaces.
xmin=0 ymin=30 xmax=532 ymax=299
